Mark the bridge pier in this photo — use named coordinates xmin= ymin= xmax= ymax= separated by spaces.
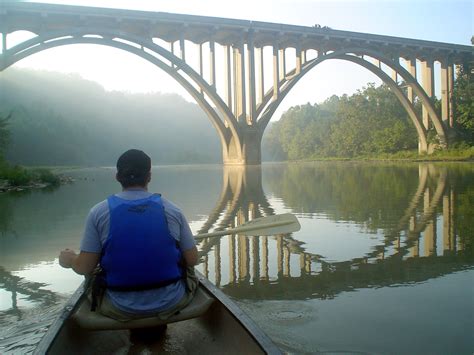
xmin=421 ymin=59 xmax=435 ymax=130
xmin=222 ymin=127 xmax=263 ymax=165
xmin=418 ymin=140 xmax=428 ymax=154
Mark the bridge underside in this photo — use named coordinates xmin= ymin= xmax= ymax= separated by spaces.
xmin=1 ymin=3 xmax=472 ymax=164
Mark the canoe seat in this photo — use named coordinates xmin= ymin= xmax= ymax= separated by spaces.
xmin=71 ymin=286 xmax=214 ymax=330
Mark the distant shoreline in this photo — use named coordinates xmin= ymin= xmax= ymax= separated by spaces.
xmin=0 ymin=175 xmax=74 ymax=193
xmin=284 ymin=156 xmax=474 ymax=163
xmin=266 ymin=146 xmax=474 ymax=164
xmin=0 ymin=165 xmax=75 ymax=193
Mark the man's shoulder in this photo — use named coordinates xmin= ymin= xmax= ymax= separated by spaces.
xmin=160 ymin=197 xmax=184 ymax=217
xmin=89 ymin=199 xmax=109 ymax=218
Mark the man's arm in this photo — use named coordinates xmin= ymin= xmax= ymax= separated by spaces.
xmin=182 ymin=246 xmax=198 ymax=266
xmin=59 ymin=249 xmax=100 ymax=275
xmin=170 ymin=204 xmax=198 ymax=267
xmin=59 ymin=202 xmax=106 ymax=275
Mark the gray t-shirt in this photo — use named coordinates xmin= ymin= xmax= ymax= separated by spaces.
xmin=80 ymin=189 xmax=196 ymax=314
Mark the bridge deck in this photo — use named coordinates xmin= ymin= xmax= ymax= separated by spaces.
xmin=1 ymin=2 xmax=472 ymax=61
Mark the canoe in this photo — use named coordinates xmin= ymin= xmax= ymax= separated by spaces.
xmin=33 ymin=270 xmax=281 ymax=354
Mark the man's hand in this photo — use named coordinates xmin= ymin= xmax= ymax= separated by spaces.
xmin=59 ymin=248 xmax=77 ymax=268
xmin=59 ymin=249 xmax=100 ymax=275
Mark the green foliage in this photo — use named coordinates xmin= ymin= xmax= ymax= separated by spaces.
xmin=429 ymin=144 xmax=474 ymax=160
xmin=359 ymin=146 xmax=474 ymax=161
xmin=453 ymin=62 xmax=474 ymax=144
xmin=0 ymin=107 xmax=60 ymax=187
xmin=263 ymin=83 xmax=418 ymax=160
xmin=32 ymin=168 xmax=61 ymax=185
xmin=0 ymin=113 xmax=11 ymax=154
xmin=0 ymin=165 xmax=60 ymax=187
xmin=0 ymin=165 xmax=31 ymax=186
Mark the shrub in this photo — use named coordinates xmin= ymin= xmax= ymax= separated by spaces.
xmin=0 ymin=165 xmax=61 ymax=187
xmin=4 ymin=165 xmax=32 ymax=186
xmin=33 ymin=168 xmax=60 ymax=186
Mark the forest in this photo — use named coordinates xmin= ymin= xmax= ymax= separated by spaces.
xmin=0 ymin=68 xmax=221 ymax=167
xmin=263 ymin=62 xmax=473 ymax=161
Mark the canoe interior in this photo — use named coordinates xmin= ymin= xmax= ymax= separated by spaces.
xmin=72 ymin=282 xmax=215 ymax=330
xmin=47 ymin=302 xmax=262 ymax=354
xmin=38 ymin=273 xmax=280 ymax=354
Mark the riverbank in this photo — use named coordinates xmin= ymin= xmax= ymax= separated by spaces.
xmin=286 ymin=146 xmax=474 ymax=163
xmin=0 ymin=165 xmax=74 ymax=193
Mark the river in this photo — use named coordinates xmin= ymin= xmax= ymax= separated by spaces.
xmin=1 ymin=162 xmax=473 ymax=354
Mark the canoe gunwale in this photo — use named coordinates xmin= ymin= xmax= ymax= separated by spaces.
xmin=196 ymin=273 xmax=282 ymax=355
xmin=33 ymin=281 xmax=86 ymax=355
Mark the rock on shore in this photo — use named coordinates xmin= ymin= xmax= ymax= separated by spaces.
xmin=0 ymin=175 xmax=74 ymax=193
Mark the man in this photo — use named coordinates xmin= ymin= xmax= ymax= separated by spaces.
xmin=59 ymin=149 xmax=198 ymax=320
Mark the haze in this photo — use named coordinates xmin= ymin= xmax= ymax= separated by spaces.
xmin=7 ymin=0 xmax=472 ymax=120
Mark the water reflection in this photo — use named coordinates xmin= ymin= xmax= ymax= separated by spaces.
xmin=195 ymin=163 xmax=473 ymax=300
xmin=0 ymin=266 xmax=58 ymax=320
xmin=0 ymin=163 xmax=473 ymax=353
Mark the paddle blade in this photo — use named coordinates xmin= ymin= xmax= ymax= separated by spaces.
xmin=236 ymin=213 xmax=301 ymax=236
xmin=194 ymin=213 xmax=301 ymax=240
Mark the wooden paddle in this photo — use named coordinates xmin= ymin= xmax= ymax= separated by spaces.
xmin=194 ymin=213 xmax=300 ymax=240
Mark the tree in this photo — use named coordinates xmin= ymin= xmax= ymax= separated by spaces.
xmin=0 ymin=112 xmax=11 ymax=155
xmin=1 ymin=68 xmax=221 ymax=166
xmin=262 ymin=83 xmax=418 ymax=159
xmin=327 ymin=84 xmax=417 ymax=156
xmin=453 ymin=61 xmax=474 ymax=144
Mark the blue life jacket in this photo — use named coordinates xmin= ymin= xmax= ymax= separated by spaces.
xmin=101 ymin=194 xmax=183 ymax=291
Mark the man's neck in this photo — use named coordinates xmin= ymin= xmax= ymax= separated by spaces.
xmin=123 ymin=185 xmax=148 ymax=191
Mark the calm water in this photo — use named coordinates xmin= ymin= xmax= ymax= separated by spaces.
xmin=1 ymin=162 xmax=473 ymax=354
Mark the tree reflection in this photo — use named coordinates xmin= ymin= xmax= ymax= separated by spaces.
xmin=0 ymin=194 xmax=15 ymax=238
xmin=0 ymin=267 xmax=59 ymax=321
xmin=197 ymin=163 xmax=474 ymax=300
xmin=265 ymin=162 xmax=423 ymax=231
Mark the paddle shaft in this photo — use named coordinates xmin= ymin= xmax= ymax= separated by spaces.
xmin=194 ymin=216 xmax=298 ymax=240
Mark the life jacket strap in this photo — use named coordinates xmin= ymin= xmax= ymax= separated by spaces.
xmin=105 ymin=276 xmax=182 ymax=292
xmin=88 ymin=268 xmax=106 ymax=312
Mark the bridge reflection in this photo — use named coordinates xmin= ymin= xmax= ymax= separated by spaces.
xmin=196 ymin=164 xmax=469 ymax=299
xmin=0 ymin=163 xmax=470 ymax=317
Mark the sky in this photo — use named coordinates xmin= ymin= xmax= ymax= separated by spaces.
xmin=5 ymin=0 xmax=473 ymax=120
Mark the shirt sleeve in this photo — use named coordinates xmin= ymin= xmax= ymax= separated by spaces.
xmin=162 ymin=197 xmax=196 ymax=251
xmin=80 ymin=206 xmax=103 ymax=253
xmin=178 ymin=212 xmax=196 ymax=252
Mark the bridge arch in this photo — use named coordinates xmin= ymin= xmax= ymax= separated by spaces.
xmin=256 ymin=48 xmax=448 ymax=153
xmin=2 ymin=3 xmax=470 ymax=164
xmin=1 ymin=29 xmax=246 ymax=163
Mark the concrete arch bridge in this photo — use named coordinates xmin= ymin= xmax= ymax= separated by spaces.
xmin=1 ymin=2 xmax=472 ymax=164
